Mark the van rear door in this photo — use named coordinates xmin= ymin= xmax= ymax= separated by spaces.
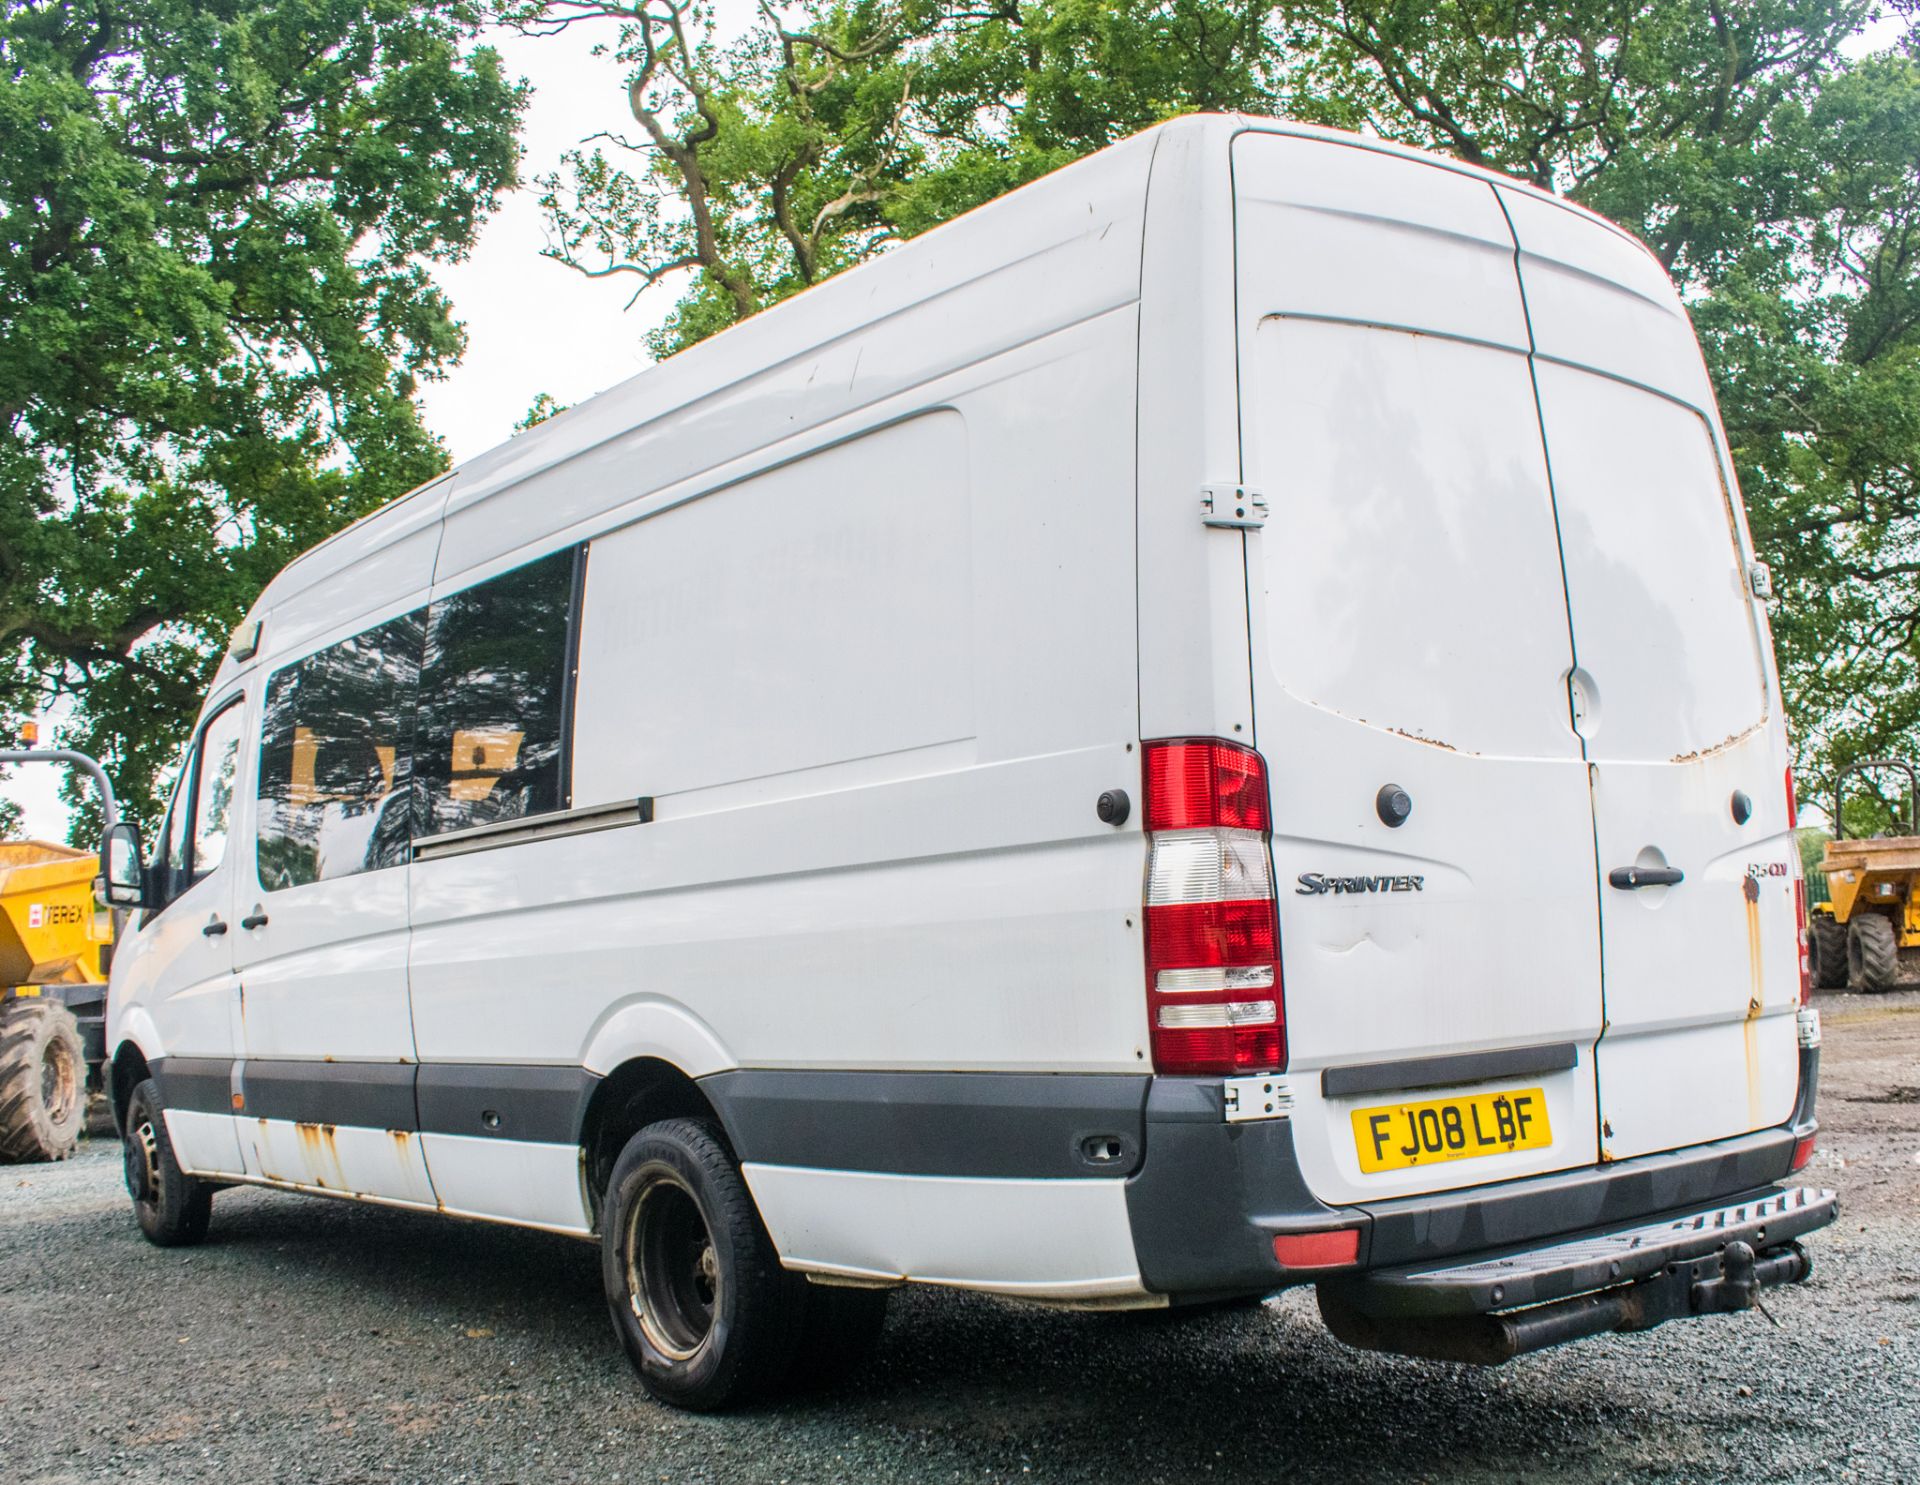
xmin=1498 ymin=190 xmax=1801 ymax=1160
xmin=1230 ymin=133 xmax=1604 ymax=1208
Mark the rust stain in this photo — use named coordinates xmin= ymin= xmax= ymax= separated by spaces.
xmin=1390 ymin=727 xmax=1458 ymax=752
xmin=1743 ymin=876 xmax=1765 ymax=1126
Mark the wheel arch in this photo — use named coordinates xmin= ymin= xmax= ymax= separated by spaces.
xmin=108 ymin=1040 xmax=154 ymax=1136
xmin=578 ymin=1056 xmax=732 ymax=1232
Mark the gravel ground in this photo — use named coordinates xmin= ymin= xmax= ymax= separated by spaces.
xmin=2 ymin=996 xmax=1914 ymax=1485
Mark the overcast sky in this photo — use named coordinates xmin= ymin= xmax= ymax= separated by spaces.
xmin=7 ymin=11 xmax=1904 ymax=840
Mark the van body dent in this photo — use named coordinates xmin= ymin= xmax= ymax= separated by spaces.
xmin=107 ymin=115 xmax=1833 ymax=1403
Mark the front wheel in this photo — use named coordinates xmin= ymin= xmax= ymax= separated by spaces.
xmin=123 ymin=1078 xmax=213 ymax=1245
xmin=601 ymin=1117 xmax=802 ymax=1411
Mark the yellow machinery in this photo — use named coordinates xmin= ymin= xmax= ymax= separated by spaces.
xmin=0 ymin=841 xmax=110 ymax=1162
xmin=1809 ymin=760 xmax=1920 ymax=994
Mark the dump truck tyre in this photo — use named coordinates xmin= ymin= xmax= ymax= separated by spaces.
xmin=1847 ymin=913 xmax=1899 ymax=993
xmin=123 ymin=1078 xmax=213 ymax=1246
xmin=0 ymin=1000 xmax=86 ymax=1163
xmin=1808 ymin=914 xmax=1848 ymax=991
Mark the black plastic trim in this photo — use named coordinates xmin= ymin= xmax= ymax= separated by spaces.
xmin=701 ymin=1070 xmax=1151 ymax=1179
xmin=149 ymin=1056 xmax=232 ymax=1116
xmin=150 ymin=1056 xmax=603 ymax=1143
xmin=416 ymin=1063 xmax=598 ymax=1143
xmin=1124 ymin=1077 xmax=1351 ymax=1296
xmin=1322 ymin=1041 xmax=1578 ymax=1099
xmin=242 ymin=1060 xmax=416 ymax=1130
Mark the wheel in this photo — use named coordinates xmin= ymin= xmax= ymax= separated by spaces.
xmin=1847 ymin=912 xmax=1900 ymax=993
xmin=1808 ymin=914 xmax=1848 ymax=991
xmin=600 ymin=1118 xmax=803 ymax=1411
xmin=788 ymin=1282 xmax=890 ymax=1387
xmin=0 ymin=1000 xmax=87 ymax=1163
xmin=122 ymin=1078 xmax=213 ymax=1246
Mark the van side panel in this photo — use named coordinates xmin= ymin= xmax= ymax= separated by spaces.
xmin=405 ymin=198 xmax=1151 ymax=1247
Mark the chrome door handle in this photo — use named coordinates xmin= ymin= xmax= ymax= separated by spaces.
xmin=1609 ymin=866 xmax=1684 ymax=890
xmin=202 ymin=915 xmax=229 ymax=936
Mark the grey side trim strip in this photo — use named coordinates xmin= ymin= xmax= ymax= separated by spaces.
xmin=150 ymin=1056 xmax=602 ymax=1145
xmin=1321 ymin=1041 xmax=1579 ymax=1099
xmin=149 ymin=1057 xmax=233 ymax=1116
xmin=701 ymin=1070 xmax=1151 ymax=1179
xmin=416 ymin=1063 xmax=598 ymax=1144
xmin=412 ymin=795 xmax=653 ymax=863
xmin=243 ymin=1060 xmax=417 ymax=1130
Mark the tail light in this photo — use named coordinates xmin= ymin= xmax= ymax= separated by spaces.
xmin=1785 ymin=765 xmax=1798 ymax=830
xmin=1141 ymin=739 xmax=1283 ymax=1074
xmin=1793 ymin=876 xmax=1812 ymax=1005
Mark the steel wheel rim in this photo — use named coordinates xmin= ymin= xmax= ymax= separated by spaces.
xmin=127 ymin=1109 xmax=160 ymax=1206
xmin=625 ymin=1168 xmax=719 ymax=1362
xmin=40 ymin=1032 xmax=78 ymax=1124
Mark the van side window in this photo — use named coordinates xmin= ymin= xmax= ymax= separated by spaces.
xmin=415 ymin=548 xmax=577 ymax=837
xmin=190 ymin=702 xmax=246 ymax=881
xmin=255 ymin=611 xmax=425 ymax=891
xmin=157 ymin=754 xmax=195 ymax=903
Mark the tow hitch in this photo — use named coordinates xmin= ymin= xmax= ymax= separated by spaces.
xmin=1318 ymin=1186 xmax=1835 ymax=1366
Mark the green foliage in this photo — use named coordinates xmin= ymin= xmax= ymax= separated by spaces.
xmin=516 ymin=391 xmax=572 ymax=430
xmin=523 ymin=0 xmax=1920 ymax=799
xmin=0 ymin=0 xmax=525 ymax=840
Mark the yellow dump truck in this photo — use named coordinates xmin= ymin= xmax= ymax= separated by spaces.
xmin=0 ymin=841 xmax=111 ymax=1162
xmin=1808 ymin=759 xmax=1920 ymax=993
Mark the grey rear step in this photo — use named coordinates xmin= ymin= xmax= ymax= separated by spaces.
xmin=1318 ymin=1186 xmax=1837 ymax=1366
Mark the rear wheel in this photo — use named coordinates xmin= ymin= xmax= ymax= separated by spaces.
xmin=0 ymin=1000 xmax=86 ymax=1163
xmin=123 ymin=1078 xmax=213 ymax=1245
xmin=1847 ymin=912 xmax=1900 ymax=993
xmin=1808 ymin=914 xmax=1848 ymax=992
xmin=601 ymin=1117 xmax=803 ymax=1411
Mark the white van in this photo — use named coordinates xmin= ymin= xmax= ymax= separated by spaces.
xmin=103 ymin=115 xmax=1835 ymax=1410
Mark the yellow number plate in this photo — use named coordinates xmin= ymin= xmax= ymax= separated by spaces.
xmin=1351 ymin=1087 xmax=1552 ymax=1174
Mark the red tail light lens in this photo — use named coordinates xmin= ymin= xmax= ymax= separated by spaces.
xmin=1272 ymin=1229 xmax=1361 ymax=1270
xmin=1785 ymin=765 xmax=1798 ymax=830
xmin=1145 ymin=739 xmax=1270 ymax=832
xmin=1141 ymin=739 xmax=1282 ymax=1076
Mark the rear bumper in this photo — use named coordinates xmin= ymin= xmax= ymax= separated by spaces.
xmin=1122 ymin=1044 xmax=1824 ymax=1300
xmin=1319 ymin=1185 xmax=1835 ymax=1363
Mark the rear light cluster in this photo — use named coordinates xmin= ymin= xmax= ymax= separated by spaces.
xmin=1141 ymin=739 xmax=1283 ymax=1075
xmin=1788 ymin=765 xmax=1811 ymax=1005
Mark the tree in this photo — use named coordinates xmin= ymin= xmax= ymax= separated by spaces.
xmin=0 ymin=0 xmax=525 ymax=839
xmin=524 ymin=0 xmax=1920 ymax=802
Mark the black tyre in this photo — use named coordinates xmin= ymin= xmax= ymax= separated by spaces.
xmin=601 ymin=1117 xmax=803 ymax=1411
xmin=788 ymin=1282 xmax=890 ymax=1387
xmin=1808 ymin=914 xmax=1848 ymax=992
xmin=1847 ymin=912 xmax=1900 ymax=994
xmin=0 ymin=1000 xmax=86 ymax=1163
xmin=123 ymin=1078 xmax=213 ymax=1246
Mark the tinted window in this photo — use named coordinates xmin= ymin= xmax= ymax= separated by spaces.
xmin=157 ymin=752 xmax=194 ymax=904
xmin=256 ymin=611 xmax=424 ymax=892
xmin=191 ymin=702 xmax=246 ymax=880
xmin=415 ymin=549 xmax=576 ymax=837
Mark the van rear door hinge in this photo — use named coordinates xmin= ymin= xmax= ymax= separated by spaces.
xmin=1201 ymin=483 xmax=1268 ymax=530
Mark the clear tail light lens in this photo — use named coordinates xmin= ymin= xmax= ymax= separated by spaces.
xmin=1142 ymin=740 xmax=1282 ymax=1075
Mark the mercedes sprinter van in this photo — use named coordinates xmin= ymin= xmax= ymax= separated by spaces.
xmin=103 ymin=115 xmax=1834 ymax=1410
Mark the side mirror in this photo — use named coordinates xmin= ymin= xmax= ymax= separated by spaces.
xmin=101 ymin=821 xmax=149 ymax=909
